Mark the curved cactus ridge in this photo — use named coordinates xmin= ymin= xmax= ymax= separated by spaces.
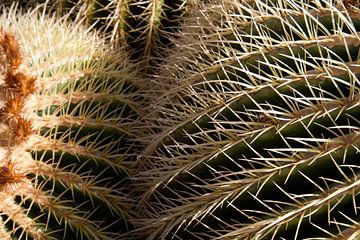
xmin=0 ymin=5 xmax=141 ymax=240
xmin=4 ymin=0 xmax=193 ymax=72
xmin=136 ymin=0 xmax=360 ymax=239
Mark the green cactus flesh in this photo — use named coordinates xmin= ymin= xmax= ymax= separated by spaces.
xmin=0 ymin=7 xmax=140 ymax=240
xmin=136 ymin=0 xmax=360 ymax=239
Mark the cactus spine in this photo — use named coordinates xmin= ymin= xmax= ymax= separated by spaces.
xmin=0 ymin=6 xmax=140 ymax=239
xmin=135 ymin=0 xmax=360 ymax=239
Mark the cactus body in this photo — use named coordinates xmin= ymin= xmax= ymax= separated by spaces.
xmin=136 ymin=0 xmax=360 ymax=239
xmin=0 ymin=6 xmax=140 ymax=240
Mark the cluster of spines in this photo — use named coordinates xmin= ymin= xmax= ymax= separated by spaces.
xmin=134 ymin=0 xmax=360 ymax=239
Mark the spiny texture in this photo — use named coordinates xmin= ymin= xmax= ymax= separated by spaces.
xmin=0 ymin=7 xmax=141 ymax=240
xmin=136 ymin=0 xmax=360 ymax=239
xmin=4 ymin=0 xmax=193 ymax=72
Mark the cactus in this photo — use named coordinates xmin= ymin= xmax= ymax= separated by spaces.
xmin=2 ymin=0 xmax=193 ymax=72
xmin=135 ymin=0 xmax=360 ymax=239
xmin=0 ymin=5 xmax=141 ymax=240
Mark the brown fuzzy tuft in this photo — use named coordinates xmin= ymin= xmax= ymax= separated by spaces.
xmin=0 ymin=162 xmax=23 ymax=187
xmin=0 ymin=97 xmax=24 ymax=118
xmin=10 ymin=117 xmax=34 ymax=144
xmin=5 ymin=71 xmax=36 ymax=97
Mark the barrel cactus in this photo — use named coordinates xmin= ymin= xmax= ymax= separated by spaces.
xmin=135 ymin=0 xmax=360 ymax=239
xmin=0 ymin=6 xmax=140 ymax=240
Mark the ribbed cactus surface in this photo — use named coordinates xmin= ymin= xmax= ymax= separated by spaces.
xmin=135 ymin=0 xmax=360 ymax=239
xmin=0 ymin=6 xmax=140 ymax=240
